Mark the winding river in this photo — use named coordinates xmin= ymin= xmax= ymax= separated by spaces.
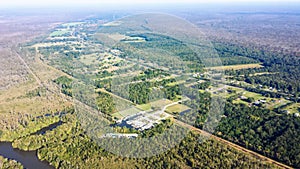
xmin=0 ymin=120 xmax=63 ymax=169
xmin=0 ymin=142 xmax=54 ymax=169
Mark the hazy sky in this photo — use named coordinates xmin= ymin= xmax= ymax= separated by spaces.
xmin=1 ymin=0 xmax=300 ymax=7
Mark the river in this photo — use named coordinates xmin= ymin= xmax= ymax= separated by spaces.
xmin=0 ymin=120 xmax=64 ymax=169
xmin=0 ymin=142 xmax=54 ymax=169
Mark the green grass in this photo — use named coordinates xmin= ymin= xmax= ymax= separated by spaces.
xmin=282 ymin=103 xmax=300 ymax=114
xmin=61 ymin=22 xmax=84 ymax=27
xmin=113 ymin=107 xmax=141 ymax=119
xmin=50 ymin=30 xmax=71 ymax=37
xmin=206 ymin=63 xmax=263 ymax=70
xmin=233 ymin=99 xmax=249 ymax=105
xmin=243 ymin=91 xmax=264 ymax=100
xmin=268 ymin=99 xmax=292 ymax=110
xmin=79 ymin=54 xmax=98 ymax=65
xmin=232 ymin=90 xmax=291 ymax=110
xmin=165 ymin=104 xmax=190 ymax=114
xmin=149 ymin=99 xmax=173 ymax=110
xmin=166 ymin=80 xmax=185 ymax=87
xmin=136 ymin=103 xmax=151 ymax=111
xmin=111 ymin=112 xmax=124 ymax=119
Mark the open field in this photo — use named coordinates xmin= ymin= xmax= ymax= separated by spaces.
xmin=165 ymin=103 xmax=191 ymax=114
xmin=135 ymin=99 xmax=177 ymax=112
xmin=166 ymin=80 xmax=186 ymax=86
xmin=282 ymin=103 xmax=300 ymax=114
xmin=79 ymin=54 xmax=98 ymax=65
xmin=243 ymin=91 xmax=265 ymax=100
xmin=136 ymin=103 xmax=151 ymax=111
xmin=206 ymin=63 xmax=263 ymax=70
xmin=230 ymin=90 xmax=292 ymax=109
xmin=61 ymin=22 xmax=84 ymax=27
xmin=112 ymin=107 xmax=141 ymax=119
xmin=106 ymin=33 xmax=130 ymax=41
xmin=50 ymin=30 xmax=71 ymax=37
xmin=233 ymin=99 xmax=249 ymax=105
xmin=149 ymin=99 xmax=173 ymax=110
xmin=268 ymin=99 xmax=292 ymax=110
xmin=102 ymin=21 xmax=122 ymax=27
xmin=32 ymin=42 xmax=66 ymax=48
xmin=0 ymin=56 xmax=72 ymax=131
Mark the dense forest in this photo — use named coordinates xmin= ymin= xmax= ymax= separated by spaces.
xmin=214 ymin=42 xmax=300 ymax=94
xmin=0 ymin=156 xmax=22 ymax=169
xmin=216 ymin=102 xmax=300 ymax=168
xmin=10 ymin=111 xmax=278 ymax=169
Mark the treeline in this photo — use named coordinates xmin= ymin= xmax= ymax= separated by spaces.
xmin=11 ymin=113 xmax=278 ymax=169
xmin=95 ymin=69 xmax=182 ymax=105
xmin=191 ymin=81 xmax=211 ymax=90
xmin=133 ymin=69 xmax=169 ymax=81
xmin=245 ymin=74 xmax=300 ymax=94
xmin=96 ymin=91 xmax=116 ymax=114
xmin=214 ymin=41 xmax=300 ymax=95
xmin=228 ymin=83 xmax=282 ymax=98
xmin=216 ymin=102 xmax=300 ymax=168
xmin=53 ymin=76 xmax=72 ymax=96
xmin=113 ymin=32 xmax=204 ymax=72
xmin=129 ymin=82 xmax=151 ymax=104
xmin=0 ymin=156 xmax=23 ymax=169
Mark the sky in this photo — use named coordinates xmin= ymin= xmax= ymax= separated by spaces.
xmin=1 ymin=0 xmax=300 ymax=8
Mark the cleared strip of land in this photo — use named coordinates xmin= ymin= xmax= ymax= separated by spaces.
xmin=175 ymin=119 xmax=292 ymax=169
xmin=206 ymin=63 xmax=263 ymax=70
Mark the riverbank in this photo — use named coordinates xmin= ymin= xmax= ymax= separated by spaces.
xmin=0 ymin=142 xmax=54 ymax=169
xmin=0 ymin=155 xmax=23 ymax=169
xmin=0 ymin=113 xmax=67 ymax=169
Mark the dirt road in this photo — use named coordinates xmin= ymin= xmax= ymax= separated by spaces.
xmin=175 ymin=119 xmax=293 ymax=169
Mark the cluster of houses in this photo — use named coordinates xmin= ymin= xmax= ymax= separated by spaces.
xmin=254 ymin=99 xmax=267 ymax=105
xmin=122 ymin=110 xmax=171 ymax=131
xmin=101 ymin=133 xmax=138 ymax=138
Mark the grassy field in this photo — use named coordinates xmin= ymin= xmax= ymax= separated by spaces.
xmin=232 ymin=90 xmax=291 ymax=110
xmin=112 ymin=107 xmax=141 ymax=119
xmin=61 ymin=22 xmax=84 ymax=27
xmin=111 ymin=112 xmax=123 ymax=119
xmin=136 ymin=99 xmax=174 ymax=111
xmin=32 ymin=42 xmax=66 ymax=48
xmin=166 ymin=80 xmax=186 ymax=87
xmin=268 ymin=99 xmax=292 ymax=110
xmin=206 ymin=63 xmax=263 ymax=70
xmin=122 ymin=36 xmax=146 ymax=43
xmin=149 ymin=99 xmax=173 ymax=110
xmin=102 ymin=21 xmax=122 ymax=27
xmin=50 ymin=30 xmax=71 ymax=37
xmin=243 ymin=91 xmax=265 ymax=100
xmin=136 ymin=103 xmax=151 ymax=111
xmin=79 ymin=54 xmax=98 ymax=65
xmin=233 ymin=99 xmax=249 ymax=105
xmin=0 ymin=48 xmax=73 ymax=133
xmin=282 ymin=103 xmax=300 ymax=114
xmin=165 ymin=103 xmax=191 ymax=114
